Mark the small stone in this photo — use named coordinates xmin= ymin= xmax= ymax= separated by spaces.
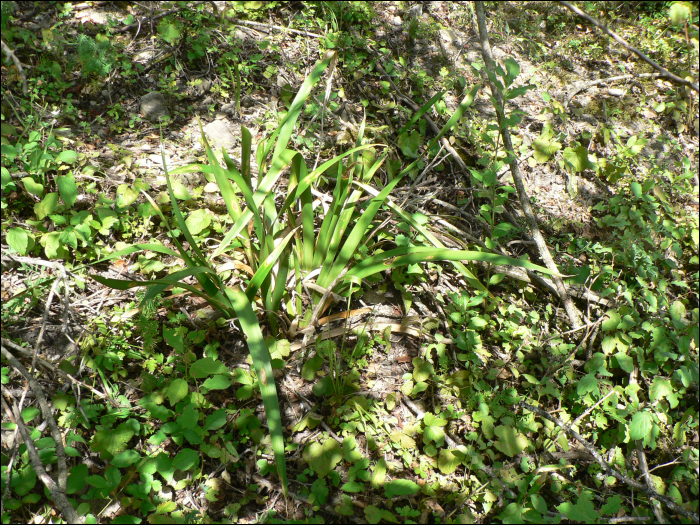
xmin=140 ymin=92 xmax=170 ymax=122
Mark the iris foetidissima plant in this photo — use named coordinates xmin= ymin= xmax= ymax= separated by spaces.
xmin=90 ymin=51 xmax=560 ymax=497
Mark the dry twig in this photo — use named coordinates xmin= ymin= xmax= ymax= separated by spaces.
xmin=1 ymin=346 xmax=82 ymax=523
xmin=474 ymin=1 xmax=583 ymax=330
xmin=559 ymin=1 xmax=698 ymax=93
xmin=519 ymin=400 xmax=698 ymax=522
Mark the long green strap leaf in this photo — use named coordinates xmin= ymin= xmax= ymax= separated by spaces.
xmin=227 ymin=289 xmax=287 ymax=498
xmin=245 ymin=226 xmax=299 ymax=302
xmin=91 ymin=269 xmax=235 ymax=316
xmin=352 ymin=180 xmax=489 ymax=294
xmin=346 ymin=246 xmax=559 ymax=280
xmin=318 ymin=169 xmax=400 ymax=288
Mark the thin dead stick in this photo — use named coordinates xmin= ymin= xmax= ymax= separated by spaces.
xmin=474 ymin=1 xmax=583 ymax=330
xmin=566 ymin=72 xmax=662 ymax=107
xmin=519 ymin=401 xmax=698 ymax=522
xmin=1 ymin=347 xmax=82 ymax=523
xmin=2 ymin=398 xmax=81 ymax=523
xmin=2 ymin=338 xmax=127 ymax=409
xmin=1 ymin=39 xmax=28 ymax=94
xmin=636 ymin=440 xmax=667 ymax=523
xmin=235 ymin=19 xmax=322 ymax=39
xmin=373 ymin=60 xmax=471 ymax=176
xmin=558 ymin=1 xmax=698 ymax=93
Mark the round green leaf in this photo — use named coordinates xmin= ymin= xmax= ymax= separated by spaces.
xmin=629 ymin=411 xmax=654 ymax=441
xmin=167 ymin=378 xmax=189 ymax=406
xmin=7 ymin=227 xmax=32 ymax=255
xmin=56 ymin=174 xmax=78 ymax=207
xmin=185 ymin=209 xmax=211 ymax=235
xmin=384 ymin=479 xmax=420 ymax=498
xmin=22 ymin=177 xmax=44 ymax=197
xmin=111 ymin=449 xmax=141 ymax=468
xmin=173 ymin=448 xmax=199 ymax=471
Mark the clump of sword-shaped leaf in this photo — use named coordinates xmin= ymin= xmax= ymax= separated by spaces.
xmin=91 ymin=51 xmax=559 ymax=498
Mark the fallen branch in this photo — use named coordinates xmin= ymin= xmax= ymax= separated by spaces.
xmin=637 ymin=440 xmax=667 ymax=524
xmin=1 ymin=39 xmax=28 ymax=95
xmin=235 ymin=19 xmax=322 ymax=39
xmin=1 ymin=346 xmax=82 ymax=523
xmin=474 ymin=1 xmax=583 ymax=330
xmin=519 ymin=400 xmax=698 ymax=522
xmin=558 ymin=1 xmax=698 ymax=93
xmin=566 ymin=72 xmax=662 ymax=108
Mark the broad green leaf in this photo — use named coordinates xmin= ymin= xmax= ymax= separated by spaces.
xmin=602 ymin=311 xmax=621 ymax=331
xmin=185 ymin=209 xmax=211 ymax=235
xmin=438 ymin=449 xmax=461 ymax=475
xmin=649 ymin=377 xmax=673 ymax=403
xmin=303 ymin=438 xmax=342 ymax=478
xmin=384 ymin=479 xmax=420 ymax=498
xmin=157 ymin=20 xmax=180 ymax=44
xmin=562 ymin=146 xmax=591 ymax=172
xmin=91 ymin=423 xmax=134 ymax=459
xmin=177 ymin=404 xmax=200 ymax=430
xmin=371 ymin=458 xmax=386 ymax=488
xmin=397 ymin=130 xmax=422 ymax=158
xmin=116 ymin=184 xmax=139 ymax=208
xmin=577 ymin=373 xmax=598 ymax=395
xmin=67 ymin=464 xmax=88 ymax=494
xmin=21 ymin=407 xmax=40 ymax=423
xmin=171 ymin=180 xmax=192 ymax=200
xmin=341 ymin=481 xmax=364 ymax=492
xmin=533 ymin=137 xmax=561 ymax=163
xmin=493 ymin=425 xmax=530 ymax=457
xmin=202 ymin=375 xmax=233 ymax=390
xmin=504 ymin=57 xmax=520 ymax=83
xmin=601 ymin=495 xmax=624 ymax=516
xmin=423 ymin=412 xmax=447 ymax=445
xmin=35 ymin=193 xmax=59 ymax=219
xmin=56 ymin=150 xmax=78 ymax=164
xmin=413 ymin=358 xmax=434 ymax=382
xmin=302 ymin=354 xmax=323 ymax=381
xmin=22 ymin=176 xmax=44 ymax=197
xmin=56 ymin=174 xmax=78 ymax=207
xmin=629 ymin=411 xmax=654 ymax=441
xmin=7 ymin=227 xmax=32 ymax=255
xmin=111 ymin=450 xmax=141 ymax=468
xmin=166 ymin=378 xmax=188 ymax=406
xmin=614 ymin=352 xmax=634 ymax=373
xmin=669 ymin=300 xmax=686 ymax=322
xmin=630 ymin=181 xmax=642 ymax=199
xmin=190 ymin=357 xmax=229 ymax=379
xmin=556 ymin=490 xmax=599 ymax=522
xmin=365 ymin=505 xmax=399 ymax=524
xmin=204 ymin=409 xmax=227 ymax=431
xmin=173 ymin=448 xmax=199 ymax=471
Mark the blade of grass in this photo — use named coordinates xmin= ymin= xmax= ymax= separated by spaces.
xmin=226 ymin=289 xmax=288 ymax=498
xmin=245 ymin=227 xmax=299 ymax=302
xmin=346 ymin=246 xmax=559 ymax=280
xmin=352 ymin=180 xmax=489 ymax=294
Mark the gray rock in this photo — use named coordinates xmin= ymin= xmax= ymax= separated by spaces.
xmin=408 ymin=4 xmax=423 ymax=18
xmin=140 ymin=92 xmax=170 ymax=122
xmin=203 ymin=119 xmax=237 ymax=156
